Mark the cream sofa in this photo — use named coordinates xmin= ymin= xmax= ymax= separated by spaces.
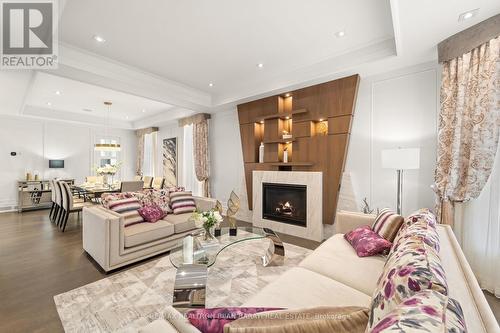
xmin=137 ymin=210 xmax=500 ymax=333
xmin=83 ymin=196 xmax=216 ymax=272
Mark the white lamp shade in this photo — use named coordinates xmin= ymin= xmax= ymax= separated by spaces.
xmin=381 ymin=148 xmax=420 ymax=170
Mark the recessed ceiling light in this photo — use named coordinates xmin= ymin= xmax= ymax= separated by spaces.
xmin=55 ymin=90 xmax=61 ymax=95
xmin=458 ymin=9 xmax=479 ymax=21
xmin=285 ymin=93 xmax=291 ymax=97
xmin=125 ymin=116 xmax=129 ymax=120
xmin=208 ymin=83 xmax=214 ymax=87
xmin=142 ymin=109 xmax=146 ymax=113
xmin=93 ymin=35 xmax=106 ymax=43
xmin=257 ymin=63 xmax=264 ymax=68
xmin=82 ymin=108 xmax=93 ymax=112
xmin=335 ymin=30 xmax=346 ymax=38
xmin=46 ymin=102 xmax=51 ymax=106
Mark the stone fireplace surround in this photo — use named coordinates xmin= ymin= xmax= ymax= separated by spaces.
xmin=253 ymin=171 xmax=323 ymax=242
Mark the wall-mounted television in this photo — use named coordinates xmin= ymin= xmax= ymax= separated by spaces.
xmin=49 ymin=160 xmax=64 ymax=168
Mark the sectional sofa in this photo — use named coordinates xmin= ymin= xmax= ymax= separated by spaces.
xmin=83 ymin=196 xmax=216 ymax=272
xmin=138 ymin=209 xmax=500 ymax=333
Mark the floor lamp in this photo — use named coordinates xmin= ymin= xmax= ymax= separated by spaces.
xmin=381 ymin=148 xmax=420 ymax=215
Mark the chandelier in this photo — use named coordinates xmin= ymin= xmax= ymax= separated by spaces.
xmin=94 ymin=101 xmax=121 ymax=152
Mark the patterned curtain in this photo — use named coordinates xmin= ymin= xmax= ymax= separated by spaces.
xmin=135 ymin=127 xmax=158 ymax=176
xmin=434 ymin=36 xmax=500 ymax=225
xmin=193 ymin=119 xmax=210 ymax=197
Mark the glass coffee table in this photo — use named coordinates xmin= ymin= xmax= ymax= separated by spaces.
xmin=170 ymin=227 xmax=285 ymax=308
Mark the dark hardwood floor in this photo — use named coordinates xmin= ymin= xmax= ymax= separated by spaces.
xmin=0 ymin=210 xmax=498 ymax=332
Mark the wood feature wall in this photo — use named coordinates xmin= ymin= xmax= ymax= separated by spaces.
xmin=237 ymin=74 xmax=360 ymax=224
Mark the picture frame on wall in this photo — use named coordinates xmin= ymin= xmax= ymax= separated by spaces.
xmin=163 ymin=137 xmax=178 ymax=187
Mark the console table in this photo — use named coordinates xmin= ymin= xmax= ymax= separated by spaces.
xmin=17 ymin=179 xmax=74 ymax=212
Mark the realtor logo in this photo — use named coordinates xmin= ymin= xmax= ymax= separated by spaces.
xmin=1 ymin=0 xmax=58 ymax=69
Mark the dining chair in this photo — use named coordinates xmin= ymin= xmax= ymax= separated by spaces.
xmin=134 ymin=175 xmax=142 ymax=181
xmin=143 ymin=176 xmax=153 ymax=189
xmin=49 ymin=179 xmax=56 ymax=222
xmin=53 ymin=180 xmax=63 ymax=225
xmin=59 ymin=181 xmax=94 ymax=232
xmin=152 ymin=177 xmax=165 ymax=190
xmin=120 ymin=181 xmax=144 ymax=193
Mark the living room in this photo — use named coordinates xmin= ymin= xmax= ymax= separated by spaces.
xmin=1 ymin=0 xmax=499 ymax=332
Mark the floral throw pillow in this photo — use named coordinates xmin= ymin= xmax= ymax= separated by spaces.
xmin=135 ymin=189 xmax=172 ymax=213
xmin=186 ymin=307 xmax=282 ymax=333
xmin=138 ymin=204 xmax=166 ymax=223
xmin=369 ymin=290 xmax=467 ymax=333
xmin=392 ymin=209 xmax=440 ymax=252
xmin=344 ymin=225 xmax=392 ymax=257
xmin=368 ymin=236 xmax=448 ymax=329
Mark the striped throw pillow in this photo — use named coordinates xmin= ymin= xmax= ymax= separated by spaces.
xmin=108 ymin=197 xmax=144 ymax=227
xmin=170 ymin=191 xmax=196 ymax=215
xmin=371 ymin=208 xmax=404 ymax=242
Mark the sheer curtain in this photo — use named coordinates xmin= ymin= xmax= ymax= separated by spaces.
xmin=454 ymin=142 xmax=500 ymax=298
xmin=182 ymin=124 xmax=203 ymax=196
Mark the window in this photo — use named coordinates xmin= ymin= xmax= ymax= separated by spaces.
xmin=93 ymin=136 xmax=121 ymax=178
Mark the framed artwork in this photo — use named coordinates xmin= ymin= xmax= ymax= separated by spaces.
xmin=163 ymin=137 xmax=178 ymax=187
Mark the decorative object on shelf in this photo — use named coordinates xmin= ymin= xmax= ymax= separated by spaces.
xmin=317 ymin=120 xmax=328 ymax=135
xmin=94 ymin=162 xmax=122 ymax=189
xmin=162 ymin=137 xmax=178 ymax=187
xmin=94 ymin=102 xmax=121 ymax=152
xmin=381 ymin=148 xmax=420 ymax=215
xmin=227 ymin=191 xmax=240 ymax=236
xmin=192 ymin=209 xmax=224 ymax=241
xmin=282 ymin=130 xmax=292 ymax=140
xmin=283 ymin=147 xmax=289 ymax=163
xmin=259 ymin=142 xmax=264 ymax=163
xmin=362 ymin=198 xmax=374 ymax=214
xmin=26 ymin=172 xmax=32 ymax=181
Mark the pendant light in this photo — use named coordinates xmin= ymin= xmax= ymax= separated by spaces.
xmin=94 ymin=101 xmax=121 ymax=152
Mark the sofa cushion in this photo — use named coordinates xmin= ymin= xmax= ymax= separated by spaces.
xmin=371 ymin=208 xmax=404 ymax=242
xmin=225 ymin=306 xmax=369 ymax=333
xmin=368 ymin=290 xmax=466 ymax=333
xmin=368 ymin=236 xmax=448 ymax=329
xmin=136 ymin=189 xmax=172 ymax=214
xmin=243 ymin=267 xmax=371 ymax=309
xmin=392 ymin=209 xmax=440 ymax=252
xmin=170 ymin=191 xmax=197 ymax=215
xmin=124 ymin=219 xmax=175 ymax=248
xmin=163 ymin=213 xmax=196 ymax=234
xmin=344 ymin=225 xmax=392 ymax=257
xmin=138 ymin=204 xmax=167 ymax=223
xmin=299 ymin=234 xmax=386 ymax=295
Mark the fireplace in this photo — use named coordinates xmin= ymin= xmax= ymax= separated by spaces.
xmin=262 ymin=183 xmax=307 ymax=227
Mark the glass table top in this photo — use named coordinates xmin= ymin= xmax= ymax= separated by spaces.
xmin=169 ymin=227 xmax=271 ymax=268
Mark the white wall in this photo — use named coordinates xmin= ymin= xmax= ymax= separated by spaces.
xmin=346 ymin=62 xmax=439 ymax=215
xmin=0 ymin=115 xmax=136 ymax=210
xmin=208 ymin=62 xmax=439 ymax=221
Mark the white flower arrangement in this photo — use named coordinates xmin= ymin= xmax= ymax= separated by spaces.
xmin=192 ymin=209 xmax=224 ymax=230
xmin=94 ymin=162 xmax=122 ymax=176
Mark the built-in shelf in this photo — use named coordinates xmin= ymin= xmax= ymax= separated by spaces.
xmin=263 ymin=138 xmax=295 ymax=144
xmin=270 ymin=162 xmax=314 ymax=167
xmin=255 ymin=109 xmax=308 ymax=122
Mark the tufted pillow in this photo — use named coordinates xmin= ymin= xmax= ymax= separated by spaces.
xmin=392 ymin=209 xmax=440 ymax=252
xmin=186 ymin=307 xmax=282 ymax=333
xmin=170 ymin=191 xmax=196 ymax=215
xmin=344 ymin=225 xmax=392 ymax=257
xmin=367 ymin=236 xmax=448 ymax=329
xmin=369 ymin=290 xmax=467 ymax=333
xmin=135 ymin=189 xmax=172 ymax=213
xmin=371 ymin=209 xmax=404 ymax=242
xmin=138 ymin=204 xmax=166 ymax=223
xmin=107 ymin=197 xmax=144 ymax=227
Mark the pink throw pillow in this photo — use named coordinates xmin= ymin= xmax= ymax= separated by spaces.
xmin=344 ymin=225 xmax=392 ymax=257
xmin=138 ymin=204 xmax=166 ymax=223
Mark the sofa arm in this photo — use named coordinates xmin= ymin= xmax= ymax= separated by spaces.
xmin=335 ymin=210 xmax=377 ymax=234
xmin=193 ymin=196 xmax=217 ymax=212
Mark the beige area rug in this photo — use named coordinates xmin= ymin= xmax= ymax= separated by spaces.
xmin=54 ymin=237 xmax=312 ymax=332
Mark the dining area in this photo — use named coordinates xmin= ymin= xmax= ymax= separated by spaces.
xmin=49 ymin=176 xmax=165 ymax=232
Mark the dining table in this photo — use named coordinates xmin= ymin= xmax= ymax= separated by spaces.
xmin=72 ymin=183 xmax=120 ymax=202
